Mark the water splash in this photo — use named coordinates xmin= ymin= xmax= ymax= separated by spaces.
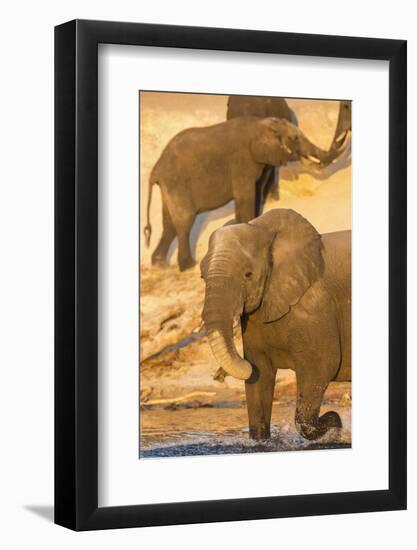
xmin=140 ymin=407 xmax=351 ymax=458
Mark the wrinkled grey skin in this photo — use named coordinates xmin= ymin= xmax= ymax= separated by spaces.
xmin=226 ymin=96 xmax=298 ymax=201
xmin=201 ymin=209 xmax=351 ymax=441
xmin=145 ymin=117 xmax=336 ymax=271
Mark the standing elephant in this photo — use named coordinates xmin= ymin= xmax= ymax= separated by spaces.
xmin=200 ymin=208 xmax=351 ymax=441
xmin=145 ymin=117 xmax=338 ymax=271
xmin=226 ymin=95 xmax=298 ymax=200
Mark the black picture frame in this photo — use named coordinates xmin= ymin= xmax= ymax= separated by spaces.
xmin=55 ymin=19 xmax=407 ymax=531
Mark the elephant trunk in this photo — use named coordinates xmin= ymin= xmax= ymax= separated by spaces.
xmin=330 ymin=101 xmax=352 ymax=150
xmin=332 ymin=127 xmax=350 ymax=149
xmin=301 ymin=134 xmax=348 ymax=170
xmin=202 ymin=257 xmax=252 ymax=381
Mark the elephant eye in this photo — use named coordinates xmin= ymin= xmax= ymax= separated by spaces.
xmin=245 ymin=271 xmax=253 ymax=279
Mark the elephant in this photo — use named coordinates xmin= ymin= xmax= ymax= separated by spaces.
xmin=226 ymin=95 xmax=298 ymax=200
xmin=144 ymin=116 xmax=341 ymax=271
xmin=200 ymin=208 xmax=351 ymax=441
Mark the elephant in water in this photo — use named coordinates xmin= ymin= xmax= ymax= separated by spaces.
xmin=144 ymin=117 xmax=342 ymax=271
xmin=226 ymin=95 xmax=298 ymax=200
xmin=200 ymin=208 xmax=351 ymax=441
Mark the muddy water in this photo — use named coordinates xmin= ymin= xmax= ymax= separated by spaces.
xmin=140 ymin=402 xmax=351 ymax=458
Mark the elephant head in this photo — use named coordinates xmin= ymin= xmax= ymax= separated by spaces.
xmin=250 ymin=117 xmax=339 ymax=171
xmin=201 ymin=209 xmax=324 ymax=381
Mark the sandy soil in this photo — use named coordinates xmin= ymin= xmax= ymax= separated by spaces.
xmin=139 ymin=93 xmax=352 ymax=455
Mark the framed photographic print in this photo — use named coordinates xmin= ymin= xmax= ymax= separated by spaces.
xmin=55 ymin=19 xmax=407 ymax=530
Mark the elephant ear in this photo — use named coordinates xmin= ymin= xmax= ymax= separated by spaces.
xmin=250 ymin=209 xmax=324 ymax=323
xmin=250 ymin=118 xmax=287 ymax=165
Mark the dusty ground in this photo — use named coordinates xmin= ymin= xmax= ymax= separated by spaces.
xmin=139 ymin=93 xmax=352 ymax=456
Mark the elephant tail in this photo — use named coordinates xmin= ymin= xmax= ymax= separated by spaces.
xmin=143 ymin=180 xmax=154 ymax=248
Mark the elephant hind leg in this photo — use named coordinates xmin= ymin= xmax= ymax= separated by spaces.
xmin=151 ymin=205 xmax=177 ymax=266
xmin=169 ymin=208 xmax=196 ymax=271
xmin=295 ymin=372 xmax=342 ymax=441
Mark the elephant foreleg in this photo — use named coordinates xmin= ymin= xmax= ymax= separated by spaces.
xmin=234 ymin=193 xmax=256 ymax=223
xmin=232 ymin=169 xmax=262 ymax=222
xmin=294 ymin=372 xmax=342 ymax=440
xmin=245 ymin=360 xmax=276 ymax=440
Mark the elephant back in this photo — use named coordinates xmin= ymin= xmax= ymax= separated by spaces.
xmin=227 ymin=95 xmax=294 ymax=122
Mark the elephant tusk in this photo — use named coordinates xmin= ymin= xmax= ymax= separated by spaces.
xmin=335 ymin=130 xmax=348 ymax=143
xmin=232 ymin=316 xmax=244 ymax=357
xmin=282 ymin=144 xmax=292 ymax=154
xmin=305 ymin=154 xmax=321 ymax=164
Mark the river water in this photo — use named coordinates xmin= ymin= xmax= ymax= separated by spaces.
xmin=140 ymin=402 xmax=351 ymax=458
